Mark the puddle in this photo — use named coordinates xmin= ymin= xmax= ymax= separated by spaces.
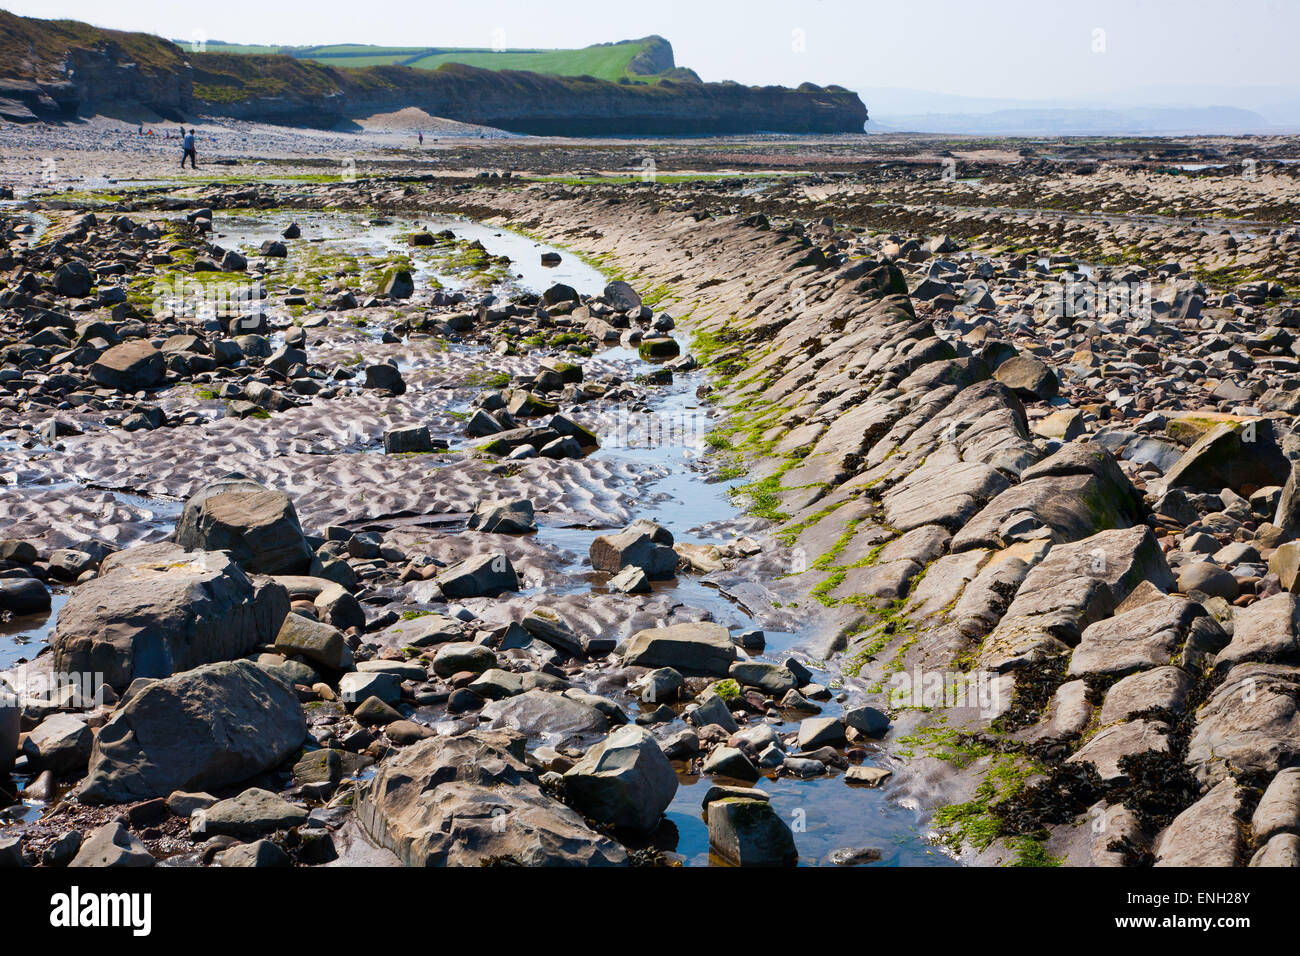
xmin=667 ymin=769 xmax=952 ymax=866
xmin=0 ymin=589 xmax=70 ymax=671
xmin=213 ymin=211 xmax=607 ymax=300
xmin=1035 ymin=257 xmax=1097 ymax=278
xmin=0 ymin=210 xmax=50 ymax=245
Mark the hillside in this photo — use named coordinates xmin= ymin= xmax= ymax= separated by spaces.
xmin=199 ymin=35 xmax=698 ymax=83
xmin=0 ymin=12 xmax=864 ymax=133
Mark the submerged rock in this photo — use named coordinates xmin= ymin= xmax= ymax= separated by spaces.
xmin=707 ymin=797 xmax=798 ymax=866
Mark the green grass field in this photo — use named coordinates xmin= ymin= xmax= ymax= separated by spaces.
xmin=191 ymin=37 xmax=686 ymax=83
xmin=404 ymin=45 xmax=647 ymax=81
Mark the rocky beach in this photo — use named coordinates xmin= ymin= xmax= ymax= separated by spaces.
xmin=2 ymin=125 xmax=1299 ymax=875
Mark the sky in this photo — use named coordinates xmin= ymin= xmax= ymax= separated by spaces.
xmin=6 ymin=0 xmax=1299 ymax=105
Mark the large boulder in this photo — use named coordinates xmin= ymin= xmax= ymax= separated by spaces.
xmin=432 ymin=642 xmax=495 ymax=678
xmin=90 ymin=340 xmax=165 ymax=391
xmin=1252 ymin=833 xmax=1300 ymax=866
xmin=358 ymin=729 xmax=627 ymax=866
xmin=217 ymin=840 xmax=291 ymax=868
xmin=52 ymin=542 xmax=289 ymax=692
xmin=590 ymin=520 xmax=678 ymax=579
xmin=993 ymin=355 xmax=1059 ymax=401
xmin=1213 ymin=592 xmax=1300 ymax=671
xmin=363 ymin=363 xmax=406 ymax=395
xmin=435 ymin=553 xmax=518 ymax=598
xmin=383 ymin=424 xmax=432 ymax=454
xmin=1253 ymin=767 xmax=1300 ymax=844
xmin=951 ymin=442 xmax=1145 ymax=552
xmin=174 ymin=476 xmax=313 ymax=574
xmin=274 ymin=612 xmax=353 ymax=671
xmin=467 ymin=498 xmax=536 ymax=534
xmin=22 ymin=712 xmax=93 ymax=777
xmin=1068 ymin=596 xmax=1226 ymax=678
xmin=272 ymin=575 xmax=364 ymax=631
xmin=1153 ymin=779 xmax=1245 ymax=867
xmin=1066 ymin=718 xmax=1171 ymax=784
xmin=1270 ymin=543 xmax=1300 ymax=592
xmin=621 ymin=622 xmax=736 ymax=677
xmin=563 ymin=725 xmax=678 ymax=833
xmin=78 ymin=660 xmax=306 ymax=803
xmin=521 ymin=606 xmax=616 ymax=657
xmin=542 ymin=283 xmax=579 ymax=306
xmin=602 ymin=281 xmax=642 ymax=311
xmin=1178 ymin=561 xmax=1239 ymax=600
xmin=53 ymin=260 xmax=94 ymax=298
xmin=0 ymin=578 xmax=50 ymax=615
xmin=381 ymin=269 xmax=414 ymax=299
xmin=1161 ymin=420 xmax=1290 ymax=493
xmin=882 ymin=457 xmax=1010 ymax=533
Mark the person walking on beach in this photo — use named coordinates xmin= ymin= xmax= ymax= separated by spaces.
xmin=181 ymin=128 xmax=197 ymax=169
xmin=418 ymin=132 xmax=424 ymax=146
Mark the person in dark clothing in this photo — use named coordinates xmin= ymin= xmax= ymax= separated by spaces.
xmin=181 ymin=128 xmax=197 ymax=169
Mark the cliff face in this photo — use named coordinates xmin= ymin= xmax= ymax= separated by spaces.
xmin=0 ymin=10 xmax=191 ymax=120
xmin=624 ymin=35 xmax=677 ymax=77
xmin=65 ymin=46 xmax=192 ymax=118
xmin=197 ymin=60 xmax=867 ymax=133
xmin=0 ymin=12 xmax=868 ymax=134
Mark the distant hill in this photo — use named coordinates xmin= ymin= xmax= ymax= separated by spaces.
xmin=0 ymin=12 xmax=864 ymax=133
xmin=0 ymin=13 xmax=868 ymax=134
xmin=197 ymin=35 xmax=701 ymax=84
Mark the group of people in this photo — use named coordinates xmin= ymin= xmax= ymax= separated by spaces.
xmin=136 ymin=124 xmax=200 ymax=168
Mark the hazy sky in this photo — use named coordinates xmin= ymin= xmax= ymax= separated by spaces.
xmin=6 ymin=0 xmax=1297 ymax=101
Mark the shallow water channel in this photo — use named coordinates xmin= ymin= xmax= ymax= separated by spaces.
xmin=2 ymin=207 xmax=950 ymax=865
